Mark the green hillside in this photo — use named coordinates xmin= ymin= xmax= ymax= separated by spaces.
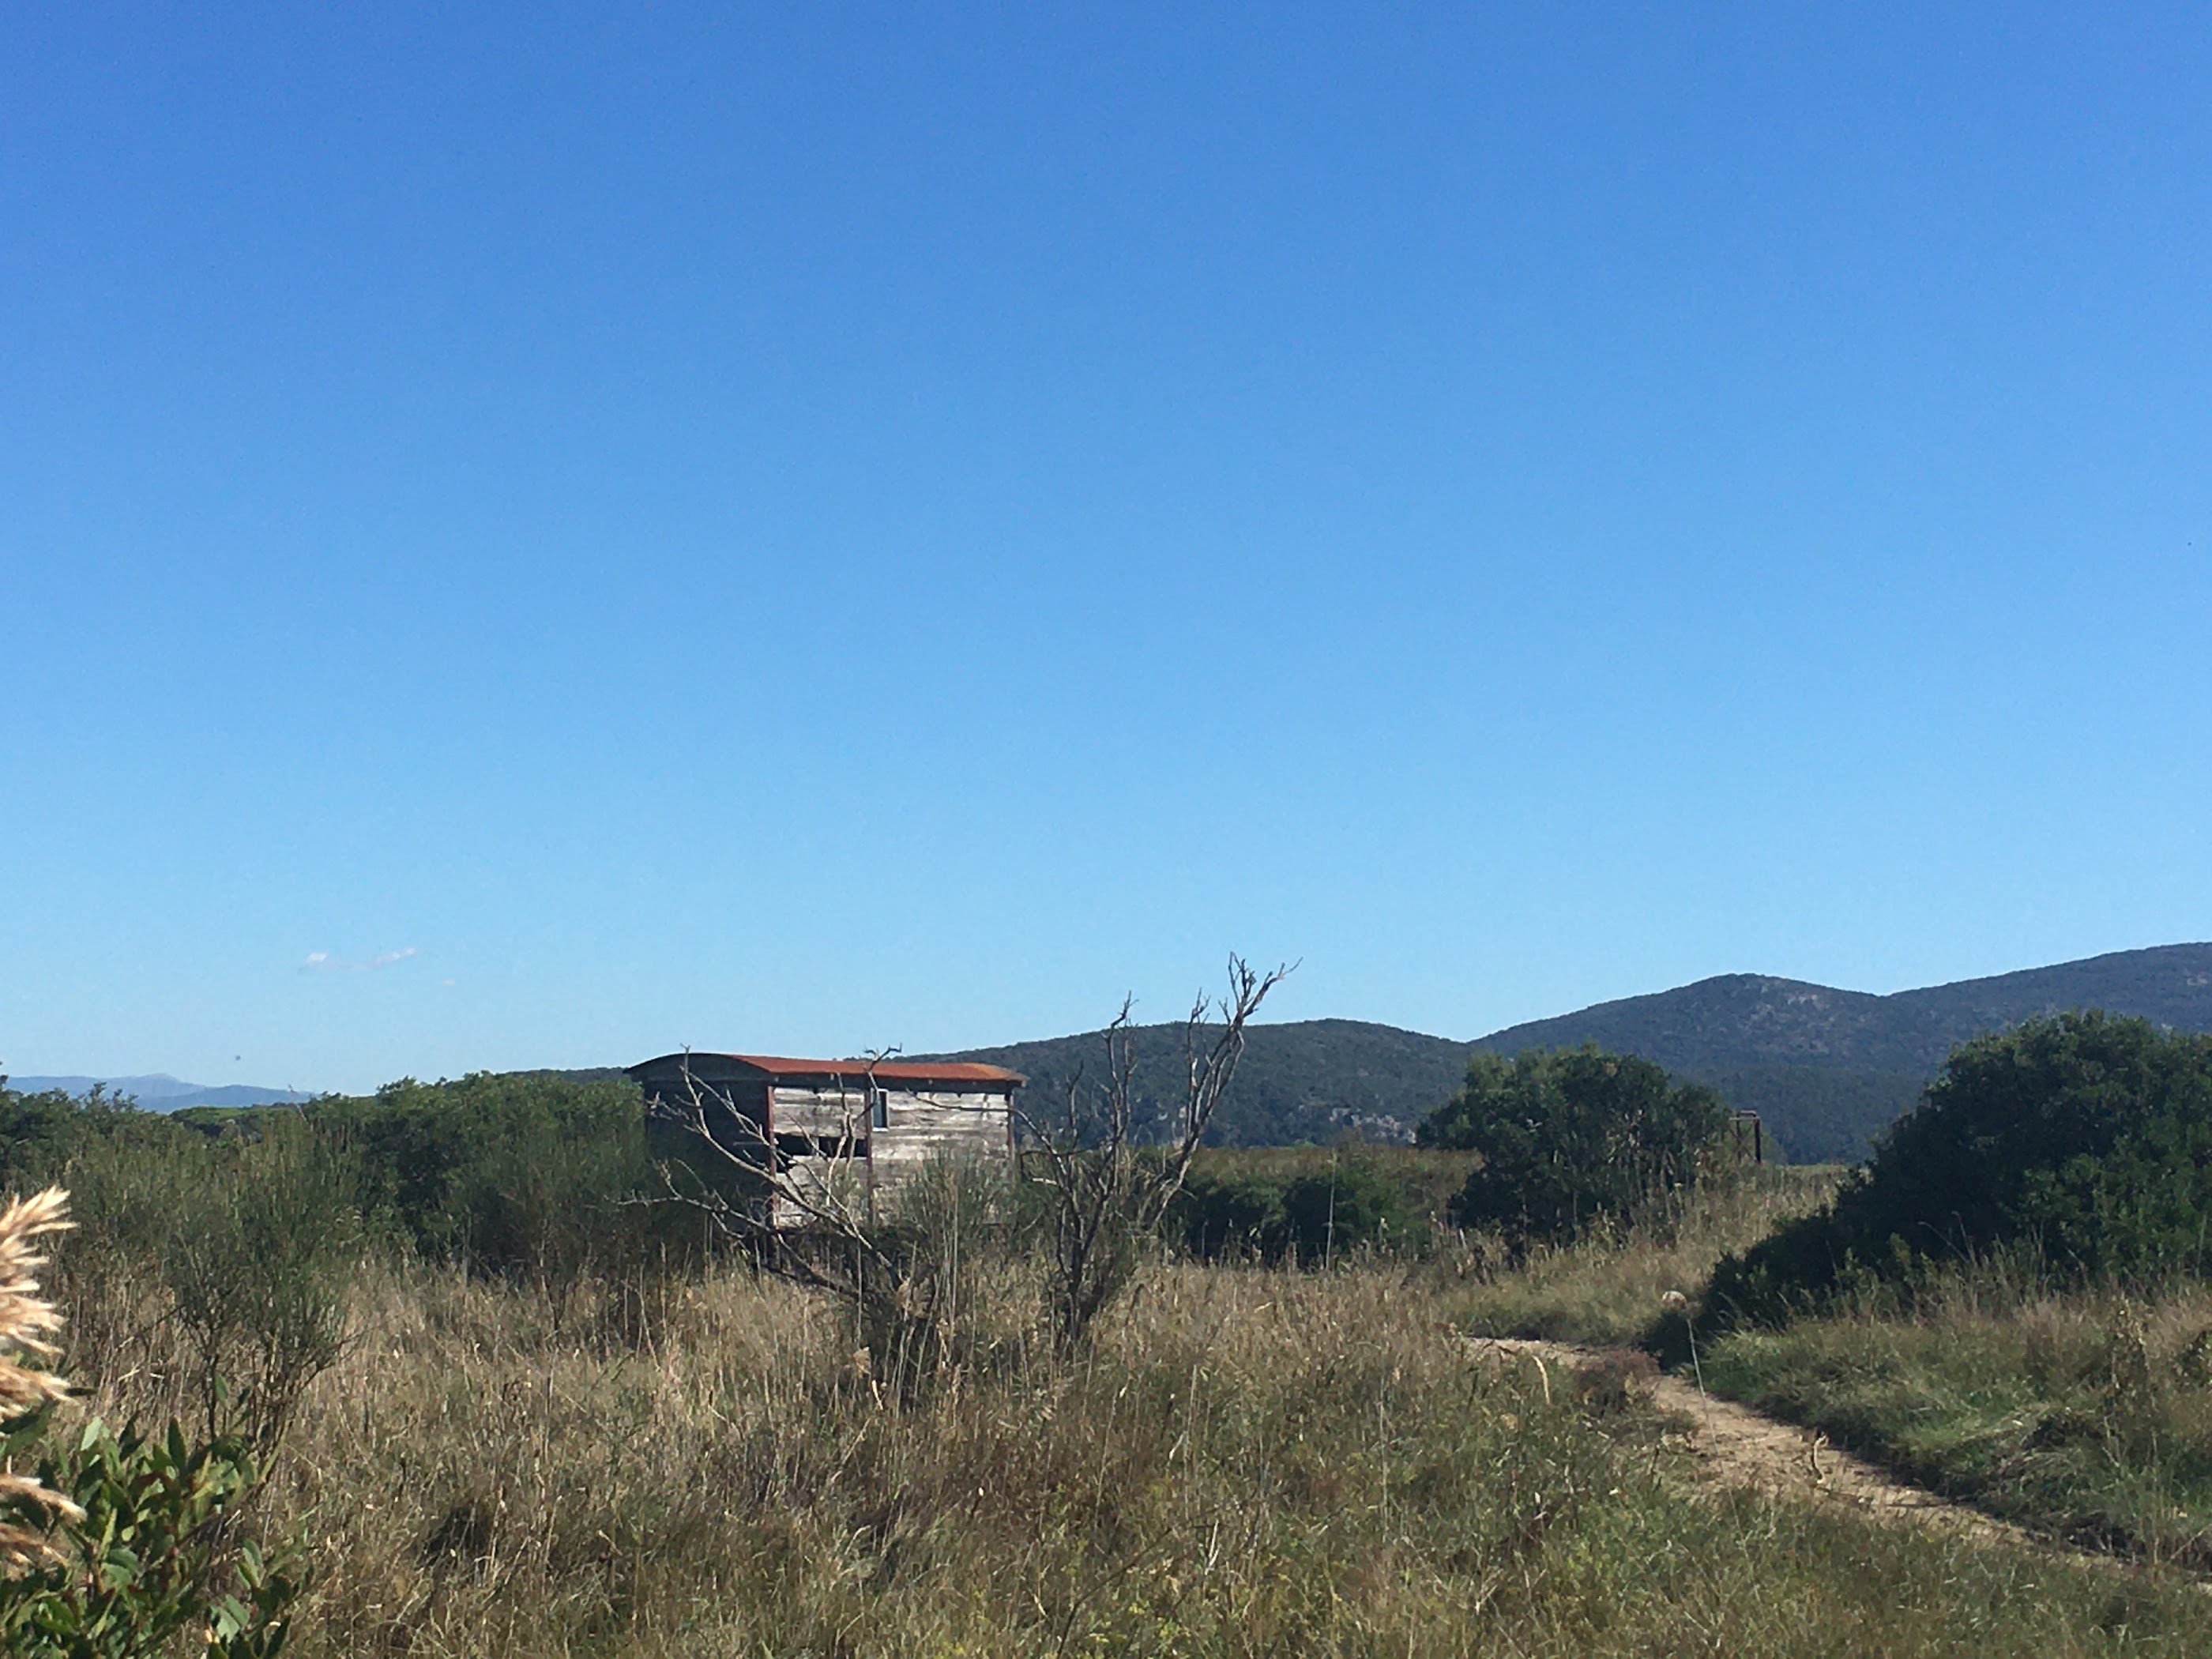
xmin=935 ymin=943 xmax=2212 ymax=1161
xmin=1472 ymin=945 xmax=2212 ymax=1077
xmin=929 ymin=1018 xmax=1470 ymax=1148
xmin=1471 ymin=943 xmax=2212 ymax=1160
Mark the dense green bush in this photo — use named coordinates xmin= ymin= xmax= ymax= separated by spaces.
xmin=308 ymin=1072 xmax=700 ymax=1286
xmin=1706 ymin=1012 xmax=2212 ymax=1327
xmin=57 ymin=1112 xmax=358 ymax=1447
xmin=1418 ymin=1045 xmax=1732 ymax=1249
xmin=1 ymin=1073 xmax=704 ymax=1315
xmin=0 ymin=1088 xmax=179 ymax=1194
xmin=1176 ymin=1157 xmax=1417 ymax=1263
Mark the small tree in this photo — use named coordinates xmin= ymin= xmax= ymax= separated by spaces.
xmin=653 ymin=1053 xmax=995 ymax=1398
xmin=1019 ymin=956 xmax=1290 ymax=1351
xmin=1418 ymin=1045 xmax=1729 ymax=1249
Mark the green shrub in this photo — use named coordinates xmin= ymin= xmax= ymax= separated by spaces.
xmin=1278 ymin=1161 xmax=1415 ymax=1262
xmin=0 ymin=1416 xmax=302 ymax=1658
xmin=1176 ymin=1157 xmax=1416 ymax=1263
xmin=9 ymin=1110 xmax=351 ymax=1451
xmin=310 ymin=1073 xmax=696 ymax=1287
xmin=0 ymin=1089 xmax=187 ymax=1197
xmin=1174 ymin=1164 xmax=1290 ymax=1258
xmin=0 ymin=1186 xmax=301 ymax=1658
xmin=1418 ymin=1046 xmax=1732 ymax=1249
xmin=157 ymin=1119 xmax=357 ymax=1448
xmin=0 ymin=1089 xmax=97 ymax=1191
xmin=1706 ymin=1012 xmax=2212 ymax=1328
xmin=57 ymin=1113 xmax=357 ymax=1448
xmin=0 ymin=1076 xmax=708 ymax=1307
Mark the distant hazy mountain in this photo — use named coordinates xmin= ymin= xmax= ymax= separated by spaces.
xmin=937 ymin=943 xmax=2212 ymax=1162
xmin=6 ymin=1074 xmax=313 ymax=1110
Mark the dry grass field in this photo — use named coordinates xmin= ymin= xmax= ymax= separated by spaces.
xmin=56 ymin=1216 xmax=2212 ymax=1658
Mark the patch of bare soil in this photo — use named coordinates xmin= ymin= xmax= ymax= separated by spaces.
xmin=1469 ymin=1337 xmax=2055 ymax=1556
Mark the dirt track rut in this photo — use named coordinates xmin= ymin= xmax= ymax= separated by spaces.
xmin=1469 ymin=1337 xmax=2059 ymax=1557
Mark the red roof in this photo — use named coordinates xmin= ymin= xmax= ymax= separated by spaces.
xmin=638 ymin=1052 xmax=1024 ymax=1087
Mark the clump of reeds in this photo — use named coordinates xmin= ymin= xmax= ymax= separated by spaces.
xmin=0 ymin=1186 xmax=84 ymax=1571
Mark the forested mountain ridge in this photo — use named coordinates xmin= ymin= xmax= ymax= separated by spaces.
xmin=49 ymin=951 xmax=2204 ymax=1154
xmin=934 ymin=943 xmax=2212 ymax=1161
xmin=927 ymin=1018 xmax=1469 ymax=1149
xmin=1473 ymin=944 xmax=2212 ymax=1078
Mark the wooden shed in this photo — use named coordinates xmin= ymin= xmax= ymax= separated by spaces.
xmin=629 ymin=1051 xmax=1025 ymax=1228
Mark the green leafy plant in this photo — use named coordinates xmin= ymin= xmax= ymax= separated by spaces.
xmin=2 ymin=1416 xmax=301 ymax=1658
xmin=0 ymin=1187 xmax=303 ymax=1658
xmin=1418 ymin=1045 xmax=1732 ymax=1250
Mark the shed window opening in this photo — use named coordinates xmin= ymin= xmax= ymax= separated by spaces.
xmin=871 ymin=1089 xmax=890 ymax=1130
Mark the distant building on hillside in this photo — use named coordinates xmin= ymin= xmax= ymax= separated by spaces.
xmin=628 ymin=1051 xmax=1025 ymax=1229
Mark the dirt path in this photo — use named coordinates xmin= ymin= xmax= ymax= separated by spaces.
xmin=1469 ymin=1337 xmax=2056 ymax=1556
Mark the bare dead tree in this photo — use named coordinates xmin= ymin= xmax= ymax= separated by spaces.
xmin=1017 ymin=954 xmax=1292 ymax=1352
xmin=649 ymin=1050 xmax=973 ymax=1398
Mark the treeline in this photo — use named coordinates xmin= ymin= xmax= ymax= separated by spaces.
xmin=1185 ymin=1014 xmax=2212 ymax=1304
xmin=0 ymin=1046 xmax=1759 ymax=1304
xmin=20 ymin=1009 xmax=2192 ymax=1315
xmin=2 ymin=1072 xmax=705 ymax=1296
xmin=1174 ymin=1048 xmax=1750 ymax=1262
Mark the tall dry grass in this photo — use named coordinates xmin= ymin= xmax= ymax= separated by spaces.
xmin=44 ymin=1223 xmax=2212 ymax=1657
xmin=1443 ymin=1164 xmax=1843 ymax=1348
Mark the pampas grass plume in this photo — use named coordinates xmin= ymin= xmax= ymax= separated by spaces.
xmin=0 ymin=1186 xmax=85 ymax=1570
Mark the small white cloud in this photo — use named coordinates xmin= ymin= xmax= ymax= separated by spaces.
xmin=301 ymin=947 xmax=419 ymax=973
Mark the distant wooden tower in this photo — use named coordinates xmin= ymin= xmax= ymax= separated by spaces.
xmin=629 ymin=1051 xmax=1025 ymax=1228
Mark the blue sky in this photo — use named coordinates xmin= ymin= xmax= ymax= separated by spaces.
xmin=4 ymin=3 xmax=2208 ymax=1094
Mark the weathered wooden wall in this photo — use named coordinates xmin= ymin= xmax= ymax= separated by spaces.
xmin=771 ymin=1084 xmax=869 ymax=1139
xmin=870 ymin=1089 xmax=1011 ymax=1180
xmin=631 ymin=1055 xmax=1018 ymax=1230
xmin=773 ymin=1083 xmax=1010 ymax=1226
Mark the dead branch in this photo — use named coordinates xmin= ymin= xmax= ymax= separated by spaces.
xmin=1014 ymin=954 xmax=1292 ymax=1351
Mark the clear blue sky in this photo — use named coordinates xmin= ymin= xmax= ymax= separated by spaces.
xmin=5 ymin=4 xmax=2208 ymax=1095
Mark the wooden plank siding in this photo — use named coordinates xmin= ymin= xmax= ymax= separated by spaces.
xmin=867 ymin=1089 xmax=1011 ymax=1176
xmin=770 ymin=1085 xmax=871 ymax=1138
xmin=630 ymin=1051 xmax=1023 ymax=1231
xmin=772 ymin=1146 xmax=866 ymax=1231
